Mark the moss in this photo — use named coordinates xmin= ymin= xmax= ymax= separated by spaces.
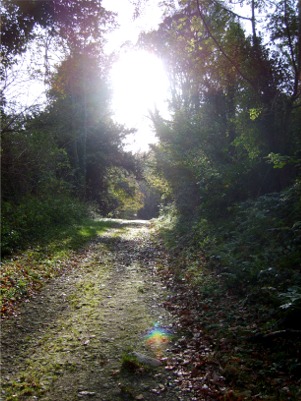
xmin=2 ymin=222 xmax=173 ymax=401
xmin=121 ymin=352 xmax=145 ymax=373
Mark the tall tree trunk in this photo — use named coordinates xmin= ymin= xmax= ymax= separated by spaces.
xmin=297 ymin=0 xmax=301 ymax=99
xmin=251 ymin=0 xmax=258 ymax=47
xmin=81 ymin=72 xmax=87 ymax=200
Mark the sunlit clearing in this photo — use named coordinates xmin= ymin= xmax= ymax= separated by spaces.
xmin=110 ymin=50 xmax=170 ymax=152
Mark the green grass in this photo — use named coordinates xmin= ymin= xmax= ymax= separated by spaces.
xmin=38 ymin=218 xmax=114 ymax=253
xmin=0 ymin=218 xmax=116 ymax=317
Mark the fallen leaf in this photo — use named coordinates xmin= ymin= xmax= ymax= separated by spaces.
xmin=78 ymin=391 xmax=96 ymax=396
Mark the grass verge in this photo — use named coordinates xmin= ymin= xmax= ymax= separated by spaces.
xmin=0 ymin=218 xmax=116 ymax=318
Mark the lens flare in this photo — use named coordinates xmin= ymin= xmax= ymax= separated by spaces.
xmin=144 ymin=324 xmax=171 ymax=357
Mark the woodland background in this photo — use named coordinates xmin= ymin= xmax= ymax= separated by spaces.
xmin=1 ymin=1 xmax=301 ymax=397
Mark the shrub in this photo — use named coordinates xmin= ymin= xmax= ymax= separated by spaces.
xmin=1 ymin=195 xmax=88 ymax=255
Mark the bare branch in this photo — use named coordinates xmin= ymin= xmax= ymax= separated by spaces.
xmin=195 ymin=0 xmax=254 ymax=88
xmin=212 ymin=0 xmax=252 ymax=21
xmin=283 ymin=0 xmax=299 ymax=100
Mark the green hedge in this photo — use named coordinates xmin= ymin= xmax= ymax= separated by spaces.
xmin=1 ymin=195 xmax=88 ymax=255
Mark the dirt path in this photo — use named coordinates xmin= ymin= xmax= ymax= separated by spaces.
xmin=1 ymin=220 xmax=187 ymax=401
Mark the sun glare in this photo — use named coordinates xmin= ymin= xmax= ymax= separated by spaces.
xmin=109 ymin=50 xmax=170 ymax=152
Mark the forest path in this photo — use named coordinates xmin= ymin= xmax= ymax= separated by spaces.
xmin=1 ymin=220 xmax=187 ymax=401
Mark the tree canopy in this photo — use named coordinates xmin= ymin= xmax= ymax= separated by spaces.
xmin=140 ymin=0 xmax=300 ymax=212
xmin=1 ymin=2 xmax=301 ymax=397
xmin=138 ymin=0 xmax=301 ymax=358
xmin=1 ymin=0 xmax=114 ymax=67
xmin=1 ymin=0 xmax=146 ymax=254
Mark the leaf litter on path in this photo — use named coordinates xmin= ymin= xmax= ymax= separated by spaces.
xmin=1 ymin=220 xmax=190 ymax=401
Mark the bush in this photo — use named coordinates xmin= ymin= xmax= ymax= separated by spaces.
xmin=1 ymin=196 xmax=88 ymax=255
xmin=211 ymin=182 xmax=301 ymax=291
xmin=157 ymin=180 xmax=301 ymax=314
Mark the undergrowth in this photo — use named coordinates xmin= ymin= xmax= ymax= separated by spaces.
xmin=0 ymin=212 xmax=116 ymax=317
xmin=158 ymin=181 xmax=301 ymax=326
xmin=1 ymin=195 xmax=90 ymax=256
xmin=155 ymin=181 xmax=301 ymax=399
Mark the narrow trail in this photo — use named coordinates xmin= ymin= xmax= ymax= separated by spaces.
xmin=1 ymin=220 xmax=188 ymax=401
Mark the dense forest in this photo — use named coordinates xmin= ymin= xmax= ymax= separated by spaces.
xmin=143 ymin=0 xmax=301 ymax=322
xmin=1 ymin=0 xmax=301 ymax=398
xmin=142 ymin=2 xmax=301 ymax=397
xmin=142 ymin=0 xmax=301 ymax=305
xmin=1 ymin=0 xmax=156 ymax=255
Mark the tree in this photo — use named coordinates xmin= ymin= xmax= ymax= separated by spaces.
xmin=140 ymin=0 xmax=300 ymax=217
xmin=1 ymin=0 xmax=114 ymax=68
xmin=1 ymin=0 xmax=148 ymax=255
xmin=1 ymin=111 xmax=71 ymax=202
xmin=105 ymin=167 xmax=144 ymax=218
xmin=0 ymin=0 xmax=115 ymax=137
xmin=1 ymin=0 xmax=134 ymax=210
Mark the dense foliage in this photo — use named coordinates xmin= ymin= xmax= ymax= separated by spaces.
xmin=141 ymin=0 xmax=301 ymax=328
xmin=1 ymin=1 xmax=301 ymax=398
xmin=1 ymin=0 xmax=148 ymax=255
xmin=0 ymin=0 xmax=114 ymax=69
xmin=136 ymin=3 xmax=301 ymax=398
